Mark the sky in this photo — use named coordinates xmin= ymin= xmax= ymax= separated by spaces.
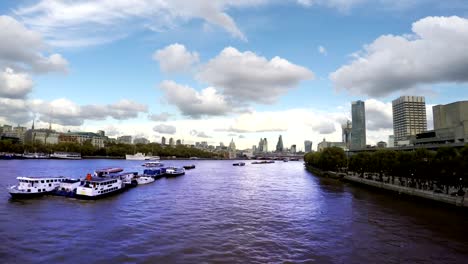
xmin=0 ymin=0 xmax=467 ymax=150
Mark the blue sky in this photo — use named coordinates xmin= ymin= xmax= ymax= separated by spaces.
xmin=0 ymin=0 xmax=467 ymax=150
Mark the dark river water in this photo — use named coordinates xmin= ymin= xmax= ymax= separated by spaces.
xmin=1 ymin=159 xmax=468 ymax=263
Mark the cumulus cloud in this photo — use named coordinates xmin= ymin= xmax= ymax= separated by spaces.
xmin=14 ymin=0 xmax=266 ymax=47
xmin=160 ymin=80 xmax=230 ymax=118
xmin=148 ymin=112 xmax=172 ymax=121
xmin=365 ymin=99 xmax=393 ymax=131
xmin=190 ymin=130 xmax=212 ymax=138
xmin=153 ymin=124 xmax=176 ymax=134
xmin=0 ymin=68 xmax=34 ymax=99
xmin=197 ymin=47 xmax=314 ymax=104
xmin=318 ymin=45 xmax=327 ymax=55
xmin=331 ymin=16 xmax=468 ymax=97
xmin=0 ymin=16 xmax=68 ymax=73
xmin=153 ymin=44 xmax=199 ymax=73
xmin=30 ymin=98 xmax=148 ymax=126
xmin=0 ymin=98 xmax=31 ymax=124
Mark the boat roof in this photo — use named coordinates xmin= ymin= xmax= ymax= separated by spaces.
xmin=62 ymin=179 xmax=80 ymax=183
xmin=84 ymin=177 xmax=119 ymax=182
xmin=17 ymin=176 xmax=67 ymax=179
xmin=95 ymin=167 xmax=123 ymax=172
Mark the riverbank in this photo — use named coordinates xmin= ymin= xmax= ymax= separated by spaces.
xmin=305 ymin=165 xmax=468 ymax=208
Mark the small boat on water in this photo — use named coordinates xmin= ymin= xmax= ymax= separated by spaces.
xmin=54 ymin=178 xmax=81 ymax=197
xmin=183 ymin=165 xmax=196 ymax=170
xmin=23 ymin=152 xmax=49 ymax=159
xmin=142 ymin=161 xmax=164 ymax=167
xmin=126 ymin=153 xmax=160 ymax=160
xmin=75 ymin=174 xmax=125 ymax=200
xmin=233 ymin=162 xmax=245 ymax=166
xmin=143 ymin=168 xmax=165 ymax=180
xmin=164 ymin=167 xmax=185 ymax=177
xmin=8 ymin=176 xmax=67 ymax=198
xmin=94 ymin=167 xmax=124 ymax=177
xmin=50 ymin=152 xmax=81 ymax=160
xmin=136 ymin=175 xmax=155 ymax=185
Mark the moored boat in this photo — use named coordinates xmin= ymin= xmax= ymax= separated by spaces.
xmin=143 ymin=168 xmax=165 ymax=180
xmin=94 ymin=167 xmax=124 ymax=177
xmin=142 ymin=161 xmax=163 ymax=167
xmin=23 ymin=152 xmax=49 ymax=159
xmin=119 ymin=172 xmax=139 ymax=188
xmin=75 ymin=174 xmax=125 ymax=200
xmin=8 ymin=176 xmax=67 ymax=198
xmin=233 ymin=162 xmax=245 ymax=166
xmin=183 ymin=164 xmax=196 ymax=170
xmin=164 ymin=167 xmax=185 ymax=177
xmin=136 ymin=175 xmax=155 ymax=185
xmin=252 ymin=160 xmax=275 ymax=164
xmin=54 ymin=178 xmax=81 ymax=197
xmin=50 ymin=152 xmax=81 ymax=160
xmin=126 ymin=153 xmax=160 ymax=160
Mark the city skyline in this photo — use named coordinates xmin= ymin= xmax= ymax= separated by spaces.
xmin=0 ymin=1 xmax=468 ymax=149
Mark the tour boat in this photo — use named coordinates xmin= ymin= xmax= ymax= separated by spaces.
xmin=233 ymin=162 xmax=245 ymax=166
xmin=136 ymin=175 xmax=155 ymax=185
xmin=125 ymin=153 xmax=160 ymax=160
xmin=8 ymin=176 xmax=67 ymax=198
xmin=143 ymin=168 xmax=165 ymax=180
xmin=54 ymin=178 xmax=81 ymax=197
xmin=142 ymin=161 xmax=164 ymax=167
xmin=23 ymin=152 xmax=49 ymax=159
xmin=119 ymin=172 xmax=139 ymax=188
xmin=50 ymin=152 xmax=81 ymax=160
xmin=183 ymin=164 xmax=196 ymax=170
xmin=94 ymin=167 xmax=124 ymax=177
xmin=75 ymin=174 xmax=125 ymax=199
xmin=164 ymin=167 xmax=185 ymax=177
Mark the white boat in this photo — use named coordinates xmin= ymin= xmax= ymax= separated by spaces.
xmin=164 ymin=167 xmax=185 ymax=177
xmin=142 ymin=161 xmax=163 ymax=167
xmin=119 ymin=172 xmax=139 ymax=187
xmin=50 ymin=152 xmax=81 ymax=160
xmin=125 ymin=153 xmax=160 ymax=160
xmin=75 ymin=174 xmax=125 ymax=199
xmin=94 ymin=167 xmax=124 ymax=177
xmin=136 ymin=175 xmax=155 ymax=185
xmin=8 ymin=176 xmax=67 ymax=198
xmin=54 ymin=179 xmax=81 ymax=197
xmin=23 ymin=152 xmax=49 ymax=159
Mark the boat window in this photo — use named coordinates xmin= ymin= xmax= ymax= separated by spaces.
xmin=46 ymin=180 xmax=49 ymax=183
xmin=27 ymin=189 xmax=30 ymax=192
xmin=41 ymin=180 xmax=44 ymax=183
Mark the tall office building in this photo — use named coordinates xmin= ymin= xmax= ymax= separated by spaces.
xmin=342 ymin=120 xmax=352 ymax=149
xmin=304 ymin=140 xmax=312 ymax=152
xmin=351 ymin=100 xmax=366 ymax=149
xmin=169 ymin=137 xmax=175 ymax=147
xmin=161 ymin=136 xmax=166 ymax=145
xmin=392 ymin=96 xmax=427 ymax=142
xmin=290 ymin=144 xmax=297 ymax=154
xmin=276 ymin=135 xmax=284 ymax=152
xmin=263 ymin=138 xmax=268 ymax=153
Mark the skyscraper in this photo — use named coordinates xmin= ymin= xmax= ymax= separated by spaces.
xmin=290 ymin=144 xmax=296 ymax=154
xmin=169 ymin=137 xmax=174 ymax=147
xmin=392 ymin=96 xmax=427 ymax=142
xmin=342 ymin=120 xmax=352 ymax=150
xmin=304 ymin=140 xmax=312 ymax=152
xmin=276 ymin=135 xmax=284 ymax=152
xmin=161 ymin=136 xmax=166 ymax=145
xmin=263 ymin=138 xmax=268 ymax=152
xmin=351 ymin=100 xmax=366 ymax=149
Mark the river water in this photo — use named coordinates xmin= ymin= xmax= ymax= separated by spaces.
xmin=1 ymin=159 xmax=467 ymax=263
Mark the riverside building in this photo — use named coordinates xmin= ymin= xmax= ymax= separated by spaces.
xmin=351 ymin=100 xmax=366 ymax=149
xmin=392 ymin=96 xmax=427 ymax=143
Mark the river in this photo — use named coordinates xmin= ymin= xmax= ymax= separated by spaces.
xmin=1 ymin=159 xmax=467 ymax=263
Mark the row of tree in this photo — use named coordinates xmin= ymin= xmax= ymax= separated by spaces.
xmin=304 ymin=145 xmax=468 ymax=189
xmin=0 ymin=139 xmax=220 ymax=159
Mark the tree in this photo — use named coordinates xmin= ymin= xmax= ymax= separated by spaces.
xmin=318 ymin=147 xmax=346 ymax=171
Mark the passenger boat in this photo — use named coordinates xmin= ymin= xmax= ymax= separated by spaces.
xmin=8 ymin=176 xmax=67 ymax=198
xmin=119 ymin=172 xmax=139 ymax=188
xmin=75 ymin=174 xmax=125 ymax=199
xmin=164 ymin=167 xmax=185 ymax=177
xmin=50 ymin=152 xmax=81 ymax=160
xmin=23 ymin=152 xmax=49 ymax=159
xmin=125 ymin=153 xmax=160 ymax=160
xmin=183 ymin=165 xmax=196 ymax=170
xmin=233 ymin=162 xmax=245 ymax=166
xmin=94 ymin=167 xmax=124 ymax=177
xmin=142 ymin=161 xmax=163 ymax=167
xmin=54 ymin=178 xmax=81 ymax=197
xmin=143 ymin=168 xmax=165 ymax=180
xmin=136 ymin=175 xmax=155 ymax=185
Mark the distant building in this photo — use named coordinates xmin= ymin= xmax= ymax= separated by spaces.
xmin=2 ymin=125 xmax=27 ymax=143
xmin=24 ymin=129 xmax=60 ymax=145
xmin=228 ymin=138 xmax=236 ymax=159
xmin=59 ymin=132 xmax=105 ymax=148
xmin=351 ymin=100 xmax=366 ymax=149
xmin=392 ymin=96 xmax=427 ymax=142
xmin=176 ymin=139 xmax=182 ymax=146
xmin=169 ymin=137 xmax=175 ymax=147
xmin=377 ymin=141 xmax=387 ymax=148
xmin=304 ymin=140 xmax=313 ymax=153
xmin=317 ymin=138 xmax=346 ymax=152
xmin=388 ymin=135 xmax=395 ymax=148
xmin=117 ymin=135 xmax=132 ymax=144
xmin=276 ymin=135 xmax=284 ymax=153
xmin=263 ymin=138 xmax=268 ymax=152
xmin=161 ymin=136 xmax=166 ymax=145
xmin=342 ymin=120 xmax=352 ymax=150
xmin=290 ymin=144 xmax=297 ymax=154
xmin=97 ymin=130 xmax=105 ymax=137
xmin=133 ymin=137 xmax=150 ymax=144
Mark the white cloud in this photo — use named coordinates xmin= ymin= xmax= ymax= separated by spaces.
xmin=318 ymin=45 xmax=327 ymax=55
xmin=365 ymin=99 xmax=393 ymax=131
xmin=331 ymin=16 xmax=468 ymax=97
xmin=0 ymin=68 xmax=34 ymax=99
xmin=148 ymin=112 xmax=172 ymax=121
xmin=14 ymin=0 xmax=266 ymax=47
xmin=190 ymin=130 xmax=212 ymax=138
xmin=0 ymin=98 xmax=31 ymax=124
xmin=153 ymin=44 xmax=199 ymax=73
xmin=297 ymin=0 xmax=366 ymax=12
xmin=0 ymin=16 xmax=68 ymax=73
xmin=197 ymin=47 xmax=314 ymax=104
xmin=160 ymin=80 xmax=231 ymax=118
xmin=153 ymin=124 xmax=177 ymax=134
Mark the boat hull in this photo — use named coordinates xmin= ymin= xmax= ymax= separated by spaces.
xmin=75 ymin=187 xmax=126 ymax=200
xmin=165 ymin=172 xmax=185 ymax=178
xmin=9 ymin=190 xmax=54 ymax=199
